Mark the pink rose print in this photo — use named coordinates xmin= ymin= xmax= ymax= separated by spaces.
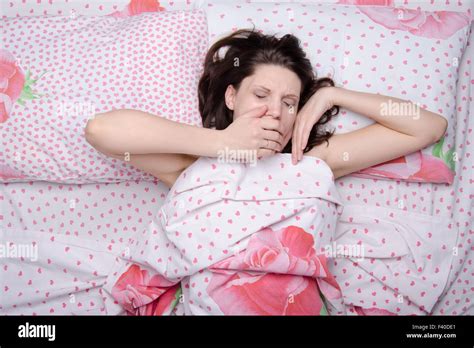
xmin=0 ymin=49 xmax=46 ymax=123
xmin=339 ymin=2 xmax=471 ymax=40
xmin=0 ymin=163 xmax=27 ymax=180
xmin=354 ymin=306 xmax=397 ymax=315
xmin=111 ymin=264 xmax=181 ymax=316
xmin=0 ymin=49 xmax=24 ymax=122
xmin=108 ymin=0 xmax=165 ymax=18
xmin=207 ymin=226 xmax=342 ymax=315
xmin=356 ymin=146 xmax=455 ymax=184
xmin=338 ymin=0 xmax=393 ymax=5
xmin=208 ymin=272 xmax=324 ymax=315
xmin=409 ymin=154 xmax=454 ymax=183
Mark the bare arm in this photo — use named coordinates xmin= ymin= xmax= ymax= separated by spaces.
xmin=302 ymin=87 xmax=448 ymax=179
xmin=329 ymin=87 xmax=447 ymax=139
xmin=327 ymin=88 xmax=447 ymax=178
xmin=84 ymin=108 xmax=283 ymax=185
xmin=90 ymin=149 xmax=198 ymax=187
xmin=85 ymin=109 xmax=225 ymax=157
xmin=86 ymin=106 xmax=283 ymax=162
xmin=84 ymin=110 xmax=223 ymax=186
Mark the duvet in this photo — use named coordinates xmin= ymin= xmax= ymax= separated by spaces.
xmin=1 ymin=153 xmax=456 ymax=316
xmin=101 ymin=153 xmax=346 ymax=315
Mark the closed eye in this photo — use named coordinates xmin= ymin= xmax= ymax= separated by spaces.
xmin=255 ymin=94 xmax=295 ymax=107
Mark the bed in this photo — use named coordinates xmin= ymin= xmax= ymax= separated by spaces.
xmin=0 ymin=0 xmax=472 ymax=315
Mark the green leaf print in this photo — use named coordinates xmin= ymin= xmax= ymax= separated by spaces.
xmin=169 ymin=285 xmax=182 ymax=313
xmin=16 ymin=70 xmax=48 ymax=106
xmin=317 ymin=286 xmax=329 ymax=316
xmin=319 ymin=301 xmax=328 ymax=315
xmin=432 ymin=137 xmax=443 ymax=158
xmin=432 ymin=136 xmax=455 ymax=171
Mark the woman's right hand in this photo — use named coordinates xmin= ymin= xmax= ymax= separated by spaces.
xmin=221 ymin=105 xmax=284 ymax=160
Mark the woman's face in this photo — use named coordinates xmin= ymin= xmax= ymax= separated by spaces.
xmin=224 ymin=64 xmax=302 ymax=151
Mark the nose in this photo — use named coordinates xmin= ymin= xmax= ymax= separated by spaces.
xmin=264 ymin=100 xmax=282 ymax=120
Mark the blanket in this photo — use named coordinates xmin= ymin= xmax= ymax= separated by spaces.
xmin=101 ymin=153 xmax=346 ymax=315
xmin=1 ymin=153 xmax=457 ymax=315
xmin=328 ymin=204 xmax=458 ymax=315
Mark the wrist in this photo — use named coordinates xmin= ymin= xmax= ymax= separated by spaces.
xmin=213 ymin=128 xmax=227 ymax=158
xmin=184 ymin=125 xmax=225 ymax=158
xmin=325 ymin=86 xmax=342 ymax=107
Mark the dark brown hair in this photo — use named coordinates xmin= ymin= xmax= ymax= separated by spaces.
xmin=198 ymin=28 xmax=339 ymax=154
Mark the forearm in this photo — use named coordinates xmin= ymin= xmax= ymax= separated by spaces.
xmin=328 ymin=87 xmax=448 ymax=140
xmin=85 ymin=109 xmax=225 ymax=157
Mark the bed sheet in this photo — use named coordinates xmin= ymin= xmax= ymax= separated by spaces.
xmin=1 ymin=66 xmax=472 ymax=313
xmin=0 ymin=179 xmax=171 ymax=314
xmin=331 ymin=22 xmax=473 ymax=315
xmin=0 ymin=0 xmax=472 ymax=315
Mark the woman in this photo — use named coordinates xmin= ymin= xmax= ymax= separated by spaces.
xmin=83 ymin=29 xmax=449 ymax=315
xmin=85 ymin=29 xmax=447 ymax=188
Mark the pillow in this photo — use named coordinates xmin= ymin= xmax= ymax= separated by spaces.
xmin=0 ymin=9 xmax=208 ymax=183
xmin=198 ymin=0 xmax=471 ymax=184
xmin=0 ymin=0 xmax=194 ymax=18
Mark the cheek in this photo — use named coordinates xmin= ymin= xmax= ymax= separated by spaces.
xmin=282 ymin=123 xmax=294 ymax=144
xmin=286 ymin=118 xmax=296 ymax=134
xmin=232 ymin=107 xmax=243 ymax=121
xmin=284 ymin=131 xmax=292 ymax=146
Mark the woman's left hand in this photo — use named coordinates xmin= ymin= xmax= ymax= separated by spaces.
xmin=291 ymin=86 xmax=336 ymax=165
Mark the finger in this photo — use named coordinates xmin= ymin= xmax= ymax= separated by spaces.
xmin=297 ymin=118 xmax=306 ymax=162
xmin=260 ymin=118 xmax=283 ymax=136
xmin=263 ymin=130 xmax=283 ymax=147
xmin=261 ymin=139 xmax=280 ymax=152
xmin=291 ymin=126 xmax=298 ymax=164
xmin=293 ymin=117 xmax=302 ymax=162
xmin=302 ymin=123 xmax=313 ymax=151
xmin=257 ymin=148 xmax=274 ymax=160
xmin=243 ymin=105 xmax=268 ymax=118
xmin=291 ymin=128 xmax=297 ymax=164
xmin=301 ymin=123 xmax=311 ymax=161
xmin=299 ymin=118 xmax=310 ymax=162
xmin=292 ymin=118 xmax=300 ymax=164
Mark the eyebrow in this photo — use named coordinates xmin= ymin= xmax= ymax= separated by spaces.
xmin=254 ymin=85 xmax=299 ymax=100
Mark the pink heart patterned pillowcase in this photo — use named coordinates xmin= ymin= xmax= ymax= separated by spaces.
xmin=0 ymin=9 xmax=208 ymax=183
xmin=201 ymin=1 xmax=471 ymax=184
